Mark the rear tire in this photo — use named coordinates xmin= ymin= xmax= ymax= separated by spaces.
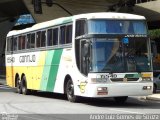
xmin=66 ymin=79 xmax=79 ymax=102
xmin=114 ymin=96 xmax=128 ymax=104
xmin=21 ymin=76 xmax=30 ymax=95
xmin=16 ymin=77 xmax=22 ymax=94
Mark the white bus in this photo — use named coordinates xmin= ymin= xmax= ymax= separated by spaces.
xmin=6 ymin=12 xmax=153 ymax=103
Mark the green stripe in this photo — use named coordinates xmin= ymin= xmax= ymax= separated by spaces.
xmin=62 ymin=17 xmax=72 ymax=24
xmin=124 ymin=73 xmax=141 ymax=78
xmin=46 ymin=49 xmax=63 ymax=91
xmin=40 ymin=51 xmax=54 ymax=91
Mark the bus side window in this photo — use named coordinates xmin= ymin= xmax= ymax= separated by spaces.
xmin=27 ymin=34 xmax=31 ymax=49
xmin=18 ymin=36 xmax=22 ymax=50
xmin=13 ymin=37 xmax=18 ymax=51
xmin=7 ymin=38 xmax=11 ymax=52
xmin=6 ymin=38 xmax=9 ymax=51
xmin=75 ymin=19 xmax=86 ymax=37
xmin=21 ymin=36 xmax=26 ymax=50
xmin=60 ymin=26 xmax=66 ymax=45
xmin=31 ymin=33 xmax=35 ymax=48
xmin=47 ymin=29 xmax=53 ymax=46
xmin=41 ymin=31 xmax=46 ymax=47
xmin=66 ymin=25 xmax=72 ymax=44
xmin=53 ymin=28 xmax=58 ymax=45
xmin=36 ymin=31 xmax=41 ymax=48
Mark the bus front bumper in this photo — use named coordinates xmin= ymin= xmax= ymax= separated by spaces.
xmin=80 ymin=82 xmax=153 ymax=98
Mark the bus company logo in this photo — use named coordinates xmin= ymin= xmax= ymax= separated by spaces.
xmin=80 ymin=82 xmax=87 ymax=93
xmin=97 ymin=74 xmax=117 ymax=79
xmin=19 ymin=54 xmax=36 ymax=63
xmin=96 ymin=75 xmax=108 ymax=79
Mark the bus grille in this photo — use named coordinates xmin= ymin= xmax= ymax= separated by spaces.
xmin=110 ymin=78 xmax=139 ymax=82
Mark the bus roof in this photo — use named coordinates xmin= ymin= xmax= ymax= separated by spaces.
xmin=7 ymin=12 xmax=146 ymax=37
xmin=74 ymin=12 xmax=145 ymax=20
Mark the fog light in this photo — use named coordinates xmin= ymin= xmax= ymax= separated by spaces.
xmin=97 ymin=87 xmax=108 ymax=95
xmin=142 ymin=77 xmax=151 ymax=81
xmin=97 ymin=87 xmax=107 ymax=91
xmin=143 ymin=86 xmax=152 ymax=90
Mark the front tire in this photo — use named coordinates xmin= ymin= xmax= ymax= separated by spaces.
xmin=114 ymin=96 xmax=128 ymax=104
xmin=66 ymin=79 xmax=79 ymax=102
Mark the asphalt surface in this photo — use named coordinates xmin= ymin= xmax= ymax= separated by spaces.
xmin=1 ymin=91 xmax=160 ymax=120
xmin=1 ymin=77 xmax=160 ymax=120
xmin=1 ymin=86 xmax=160 ymax=110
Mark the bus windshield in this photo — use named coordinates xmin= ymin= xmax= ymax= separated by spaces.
xmin=88 ymin=20 xmax=147 ymax=34
xmin=90 ymin=38 xmax=152 ymax=73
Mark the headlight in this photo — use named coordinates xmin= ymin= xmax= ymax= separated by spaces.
xmin=142 ymin=77 xmax=152 ymax=81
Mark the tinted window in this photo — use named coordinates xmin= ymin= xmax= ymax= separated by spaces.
xmin=27 ymin=34 xmax=31 ymax=49
xmin=66 ymin=25 xmax=72 ymax=43
xmin=31 ymin=33 xmax=35 ymax=48
xmin=47 ymin=29 xmax=53 ymax=46
xmin=60 ymin=26 xmax=66 ymax=44
xmin=88 ymin=20 xmax=147 ymax=34
xmin=76 ymin=20 xmax=86 ymax=37
xmin=13 ymin=37 xmax=18 ymax=51
xmin=36 ymin=31 xmax=41 ymax=48
xmin=21 ymin=36 xmax=26 ymax=49
xmin=41 ymin=31 xmax=46 ymax=47
xmin=18 ymin=36 xmax=22 ymax=50
xmin=7 ymin=38 xmax=11 ymax=52
xmin=53 ymin=28 xmax=58 ymax=45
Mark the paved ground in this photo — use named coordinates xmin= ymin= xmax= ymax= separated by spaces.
xmin=0 ymin=90 xmax=160 ymax=114
xmin=1 ymin=77 xmax=160 ymax=120
xmin=1 ymin=89 xmax=160 ymax=120
xmin=146 ymin=92 xmax=160 ymax=101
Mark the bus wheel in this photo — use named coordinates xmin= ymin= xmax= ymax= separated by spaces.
xmin=21 ymin=76 xmax=30 ymax=95
xmin=114 ymin=96 xmax=128 ymax=104
xmin=66 ymin=79 xmax=78 ymax=102
xmin=16 ymin=77 xmax=22 ymax=94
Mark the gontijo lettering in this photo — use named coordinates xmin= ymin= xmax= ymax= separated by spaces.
xmin=19 ymin=55 xmax=36 ymax=63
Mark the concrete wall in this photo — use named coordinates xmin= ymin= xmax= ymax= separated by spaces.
xmin=134 ymin=0 xmax=160 ymax=21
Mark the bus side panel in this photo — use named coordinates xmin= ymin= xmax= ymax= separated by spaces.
xmin=40 ymin=50 xmax=54 ymax=91
xmin=26 ymin=66 xmax=33 ymax=89
xmin=6 ymin=66 xmax=14 ymax=87
xmin=53 ymin=47 xmax=88 ymax=95
xmin=54 ymin=48 xmax=73 ymax=93
xmin=54 ymin=48 xmax=88 ymax=95
xmin=6 ymin=51 xmax=46 ymax=90
xmin=40 ymin=49 xmax=63 ymax=92
xmin=31 ymin=51 xmax=46 ymax=90
xmin=6 ymin=55 xmax=14 ymax=87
